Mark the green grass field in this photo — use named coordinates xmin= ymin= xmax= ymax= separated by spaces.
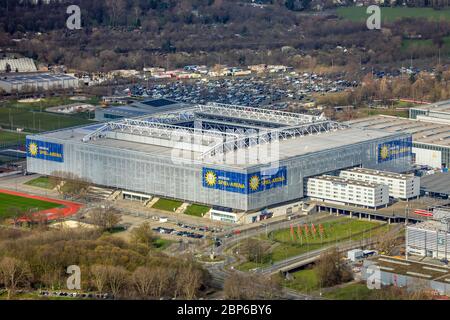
xmin=284 ymin=268 xmax=319 ymax=293
xmin=184 ymin=204 xmax=210 ymax=217
xmin=0 ymin=130 xmax=26 ymax=146
xmin=337 ymin=6 xmax=450 ymax=22
xmin=237 ymin=217 xmax=392 ymax=271
xmin=153 ymin=238 xmax=174 ymax=251
xmin=152 ymin=198 xmax=183 ymax=212
xmin=0 ymin=97 xmax=93 ymax=133
xmin=24 ymin=176 xmax=57 ymax=190
xmin=0 ymin=193 xmax=61 ymax=218
xmin=401 ymin=35 xmax=450 ymax=54
xmin=323 ymin=282 xmax=375 ymax=300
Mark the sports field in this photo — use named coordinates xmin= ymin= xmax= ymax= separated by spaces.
xmin=0 ymin=189 xmax=82 ymax=221
xmin=337 ymin=7 xmax=450 ymax=22
xmin=0 ymin=97 xmax=92 ymax=133
xmin=0 ymin=193 xmax=60 ymax=218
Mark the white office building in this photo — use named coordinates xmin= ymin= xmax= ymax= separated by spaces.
xmin=305 ymin=175 xmax=389 ymax=208
xmin=339 ymin=167 xmax=420 ymax=200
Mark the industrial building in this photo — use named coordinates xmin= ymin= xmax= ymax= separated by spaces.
xmin=0 ymin=73 xmax=80 ymax=93
xmin=339 ymin=167 xmax=420 ymax=200
xmin=406 ymin=208 xmax=450 ymax=260
xmin=95 ymin=98 xmax=191 ymax=121
xmin=347 ymin=115 xmax=450 ymax=170
xmin=362 ymin=255 xmax=450 ymax=296
xmin=421 ymin=172 xmax=450 ymax=199
xmin=305 ymin=175 xmax=389 ymax=208
xmin=409 ymin=99 xmax=450 ymax=124
xmin=0 ymin=57 xmax=37 ymax=73
xmin=26 ymin=103 xmax=412 ymax=217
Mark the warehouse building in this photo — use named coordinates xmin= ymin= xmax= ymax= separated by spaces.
xmin=339 ymin=167 xmax=420 ymax=200
xmin=406 ymin=209 xmax=450 ymax=260
xmin=0 ymin=73 xmax=80 ymax=93
xmin=26 ymin=103 xmax=412 ymax=214
xmin=95 ymin=98 xmax=191 ymax=121
xmin=347 ymin=116 xmax=450 ymax=170
xmin=421 ymin=173 xmax=450 ymax=199
xmin=362 ymin=255 xmax=450 ymax=296
xmin=409 ymin=100 xmax=450 ymax=124
xmin=305 ymin=175 xmax=389 ymax=208
xmin=0 ymin=57 xmax=37 ymax=73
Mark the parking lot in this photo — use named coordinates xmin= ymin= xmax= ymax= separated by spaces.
xmin=124 ymin=72 xmax=355 ymax=108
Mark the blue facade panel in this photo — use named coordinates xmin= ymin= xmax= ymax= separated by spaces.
xmin=26 ymin=139 xmax=64 ymax=163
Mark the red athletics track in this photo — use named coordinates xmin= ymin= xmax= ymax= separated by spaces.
xmin=0 ymin=188 xmax=82 ymax=222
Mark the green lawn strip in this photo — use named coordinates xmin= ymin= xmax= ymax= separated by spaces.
xmin=337 ymin=7 xmax=450 ymax=22
xmin=184 ymin=204 xmax=210 ymax=217
xmin=284 ymin=268 xmax=319 ymax=293
xmin=152 ymin=198 xmax=183 ymax=212
xmin=153 ymin=238 xmax=174 ymax=251
xmin=0 ymin=193 xmax=62 ymax=218
xmin=323 ymin=282 xmax=375 ymax=300
xmin=24 ymin=176 xmax=56 ymax=190
xmin=0 ymin=130 xmax=26 ymax=146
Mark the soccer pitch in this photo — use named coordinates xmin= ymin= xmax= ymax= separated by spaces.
xmin=0 ymin=192 xmax=60 ymax=218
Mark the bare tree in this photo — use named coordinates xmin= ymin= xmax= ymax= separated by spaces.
xmin=50 ymin=171 xmax=91 ymax=199
xmin=316 ymin=247 xmax=352 ymax=288
xmin=376 ymin=230 xmax=400 ymax=255
xmin=106 ymin=266 xmax=129 ymax=298
xmin=224 ymin=272 xmax=282 ymax=300
xmin=132 ymin=267 xmax=157 ymax=298
xmin=88 ymin=207 xmax=122 ymax=232
xmin=130 ymin=222 xmax=155 ymax=247
xmin=0 ymin=257 xmax=31 ymax=299
xmin=154 ymin=266 xmax=170 ymax=298
xmin=180 ymin=262 xmax=203 ymax=300
xmin=90 ymin=265 xmax=109 ymax=294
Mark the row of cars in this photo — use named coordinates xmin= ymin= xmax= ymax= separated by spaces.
xmin=39 ymin=290 xmax=111 ymax=299
xmin=152 ymin=226 xmax=205 ymax=239
xmin=122 ymin=72 xmax=353 ymax=108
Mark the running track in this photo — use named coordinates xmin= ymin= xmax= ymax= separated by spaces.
xmin=0 ymin=188 xmax=82 ymax=222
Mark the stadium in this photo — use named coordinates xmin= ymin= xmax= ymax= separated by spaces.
xmin=26 ymin=103 xmax=413 ymax=213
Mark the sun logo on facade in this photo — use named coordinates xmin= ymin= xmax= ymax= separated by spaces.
xmin=204 ymin=170 xmax=217 ymax=186
xmin=28 ymin=142 xmax=38 ymax=156
xmin=380 ymin=145 xmax=390 ymax=160
xmin=249 ymin=175 xmax=260 ymax=191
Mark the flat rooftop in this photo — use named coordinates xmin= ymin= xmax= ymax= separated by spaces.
xmin=309 ymin=175 xmax=383 ymax=188
xmin=367 ymin=255 xmax=450 ymax=284
xmin=0 ymin=72 xmax=77 ymax=84
xmin=421 ymin=173 xmax=450 ymax=196
xmin=347 ymin=116 xmax=450 ymax=147
xmin=411 ymin=99 xmax=450 ymax=113
xmin=342 ymin=167 xmax=414 ymax=181
xmin=408 ymin=219 xmax=450 ymax=232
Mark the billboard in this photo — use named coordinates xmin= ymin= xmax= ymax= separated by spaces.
xmin=377 ymin=137 xmax=412 ymax=163
xmin=26 ymin=139 xmax=64 ymax=163
xmin=202 ymin=166 xmax=287 ymax=194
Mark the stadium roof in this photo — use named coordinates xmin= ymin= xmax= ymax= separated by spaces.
xmin=32 ymin=104 xmax=404 ymax=169
xmin=347 ymin=115 xmax=450 ymax=147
